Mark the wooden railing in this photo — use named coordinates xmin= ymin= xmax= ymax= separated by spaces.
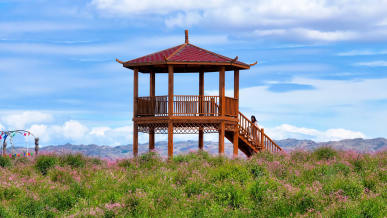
xmin=137 ymin=96 xmax=168 ymax=116
xmin=238 ymin=112 xmax=282 ymax=152
xmin=137 ymin=95 xmax=238 ymax=117
xmin=173 ymin=95 xmax=219 ymax=116
xmin=225 ymin=97 xmax=238 ymax=117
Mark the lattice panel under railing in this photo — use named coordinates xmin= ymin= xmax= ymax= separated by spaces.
xmin=137 ymin=122 xmax=223 ymax=134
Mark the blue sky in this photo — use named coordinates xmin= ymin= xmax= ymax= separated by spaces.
xmin=1 ymin=0 xmax=386 ymax=146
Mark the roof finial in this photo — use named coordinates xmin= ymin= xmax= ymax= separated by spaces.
xmin=185 ymin=29 xmax=189 ymax=44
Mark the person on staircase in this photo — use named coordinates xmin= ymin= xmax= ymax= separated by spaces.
xmin=251 ymin=115 xmax=259 ymax=144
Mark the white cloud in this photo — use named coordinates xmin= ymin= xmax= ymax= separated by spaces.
xmin=266 ymin=124 xmax=366 ymax=142
xmin=354 ymin=61 xmax=387 ymax=67
xmin=2 ymin=111 xmax=53 ymax=129
xmin=91 ymin=0 xmax=387 ymax=42
xmin=207 ymin=77 xmax=387 ymax=138
xmin=337 ymin=50 xmax=387 ymax=56
xmin=90 ymin=126 xmax=111 ymax=136
xmin=0 ymin=123 xmax=4 ymax=130
xmin=62 ymin=120 xmax=89 ymax=140
xmin=254 ymin=28 xmax=358 ymax=41
xmin=29 ymin=124 xmax=50 ymax=142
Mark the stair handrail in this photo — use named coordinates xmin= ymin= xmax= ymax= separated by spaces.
xmin=238 ymin=111 xmax=282 ymax=152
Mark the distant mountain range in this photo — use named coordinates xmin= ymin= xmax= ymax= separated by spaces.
xmin=5 ymin=138 xmax=386 ymax=160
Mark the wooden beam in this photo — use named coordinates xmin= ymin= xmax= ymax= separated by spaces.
xmin=199 ymin=70 xmax=204 ymax=150
xmin=133 ymin=68 xmax=138 ymax=117
xmin=219 ymin=121 xmax=225 ymax=155
xmin=233 ymin=125 xmax=239 ymax=158
xmin=168 ymin=65 xmax=174 ymax=116
xmin=133 ymin=122 xmax=138 ymax=157
xmin=133 ymin=68 xmax=139 ymax=157
xmin=234 ymin=69 xmax=239 ymax=115
xmin=149 ymin=72 xmax=155 ymax=151
xmin=219 ymin=66 xmax=225 ymax=116
xmin=168 ymin=121 xmax=173 ymax=158
xmin=168 ymin=65 xmax=174 ymax=159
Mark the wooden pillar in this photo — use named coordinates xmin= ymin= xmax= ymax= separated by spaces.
xmin=233 ymin=126 xmax=239 ymax=158
xmin=198 ymin=70 xmax=204 ymax=150
xmin=168 ymin=122 xmax=173 ymax=158
xmin=219 ymin=66 xmax=225 ymax=116
xmin=149 ymin=72 xmax=155 ymax=151
xmin=133 ymin=68 xmax=139 ymax=157
xmin=233 ymin=69 xmax=239 ymax=157
xmin=234 ymin=69 xmax=239 ymax=113
xmin=219 ymin=122 xmax=225 ymax=154
xmin=219 ymin=66 xmax=225 ymax=155
xmin=168 ymin=65 xmax=174 ymax=158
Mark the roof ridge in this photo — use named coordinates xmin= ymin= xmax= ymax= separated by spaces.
xmin=165 ymin=43 xmax=187 ymax=61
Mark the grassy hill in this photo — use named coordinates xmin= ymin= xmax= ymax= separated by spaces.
xmin=0 ymin=148 xmax=386 ymax=217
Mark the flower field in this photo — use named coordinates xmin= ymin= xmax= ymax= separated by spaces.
xmin=0 ymin=148 xmax=386 ymax=217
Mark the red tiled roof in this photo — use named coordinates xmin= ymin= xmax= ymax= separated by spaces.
xmin=127 ymin=44 xmax=183 ymax=64
xmin=126 ymin=43 xmax=249 ymax=66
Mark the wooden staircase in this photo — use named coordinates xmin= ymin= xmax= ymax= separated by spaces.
xmin=225 ymin=111 xmax=282 ymax=157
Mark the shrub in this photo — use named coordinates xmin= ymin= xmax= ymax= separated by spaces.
xmin=0 ymin=156 xmax=11 ymax=168
xmin=118 ymin=159 xmax=134 ymax=168
xmin=249 ymin=177 xmax=280 ymax=203
xmin=325 ymin=177 xmax=363 ymax=199
xmin=215 ymin=184 xmax=247 ymax=208
xmin=69 ymin=182 xmax=87 ymax=199
xmin=35 ymin=155 xmax=58 ymax=175
xmin=90 ymin=157 xmax=102 ymax=165
xmin=0 ymin=187 xmax=20 ymax=200
xmin=360 ymin=197 xmax=387 ymax=218
xmin=248 ymin=163 xmax=267 ymax=178
xmin=211 ymin=163 xmax=249 ymax=183
xmin=60 ymin=153 xmax=86 ymax=168
xmin=16 ymin=197 xmax=44 ymax=217
xmin=0 ymin=205 xmax=9 ymax=218
xmin=50 ymin=191 xmax=77 ymax=211
xmin=313 ymin=147 xmax=337 ymax=160
xmin=137 ymin=152 xmax=162 ymax=169
xmin=184 ymin=181 xmax=204 ymax=197
xmin=49 ymin=168 xmax=74 ymax=184
xmin=291 ymin=191 xmax=316 ymax=214
xmin=290 ymin=150 xmax=310 ymax=162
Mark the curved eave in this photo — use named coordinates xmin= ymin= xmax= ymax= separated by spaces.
xmin=121 ymin=61 xmax=250 ymax=73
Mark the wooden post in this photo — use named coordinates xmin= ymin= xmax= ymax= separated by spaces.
xmin=168 ymin=122 xmax=173 ymax=158
xmin=233 ymin=126 xmax=239 ymax=158
xmin=234 ymin=69 xmax=239 ymax=115
xmin=219 ymin=66 xmax=225 ymax=116
xmin=149 ymin=72 xmax=155 ymax=151
xmin=133 ymin=68 xmax=139 ymax=157
xmin=168 ymin=65 xmax=174 ymax=116
xmin=219 ymin=122 xmax=225 ymax=155
xmin=198 ymin=70 xmax=204 ymax=150
xmin=261 ymin=128 xmax=265 ymax=151
xmin=168 ymin=65 xmax=174 ymax=158
xmin=233 ymin=69 xmax=239 ymax=157
xmin=219 ymin=66 xmax=225 ymax=155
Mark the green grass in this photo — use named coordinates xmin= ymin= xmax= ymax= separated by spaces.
xmin=0 ymin=150 xmax=386 ymax=217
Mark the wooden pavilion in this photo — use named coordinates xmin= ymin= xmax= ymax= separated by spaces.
xmin=117 ymin=30 xmax=282 ymax=158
